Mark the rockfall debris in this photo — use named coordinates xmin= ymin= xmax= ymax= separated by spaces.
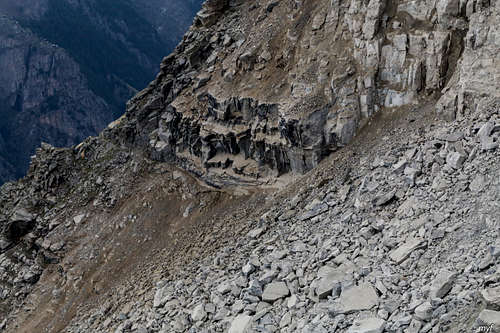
xmin=0 ymin=0 xmax=499 ymax=332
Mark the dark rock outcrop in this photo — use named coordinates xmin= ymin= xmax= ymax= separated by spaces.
xmin=108 ymin=0 xmax=499 ymax=187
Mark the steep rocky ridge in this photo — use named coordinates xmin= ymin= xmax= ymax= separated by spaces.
xmin=0 ymin=0 xmax=498 ymax=332
xmin=0 ymin=0 xmax=203 ymax=184
xmin=111 ymin=0 xmax=499 ymax=186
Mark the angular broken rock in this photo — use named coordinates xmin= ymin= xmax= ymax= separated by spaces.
xmin=491 ymin=242 xmax=500 ymax=258
xmin=153 ymin=286 xmax=168 ymax=308
xmin=228 ymin=313 xmax=252 ymax=333
xmin=0 ymin=237 xmax=11 ymax=250
xmin=335 ymin=283 xmax=379 ymax=314
xmin=414 ymin=301 xmax=433 ymax=321
xmin=11 ymin=208 xmax=34 ymax=223
xmin=300 ymin=202 xmax=329 ymax=221
xmin=430 ymin=270 xmax=457 ymax=299
xmin=6 ymin=208 xmax=35 ymax=239
xmin=347 ymin=317 xmax=386 ymax=333
xmin=476 ymin=309 xmax=500 ymax=332
xmin=317 ymin=277 xmax=342 ymax=299
xmin=389 ymin=238 xmax=426 ymax=264
xmin=469 ymin=174 xmax=487 ymax=192
xmin=280 ymin=312 xmax=292 ymax=328
xmin=247 ymin=227 xmax=265 ymax=239
xmin=406 ymin=319 xmax=422 ymax=333
xmin=262 ymin=282 xmax=289 ymax=302
xmin=73 ymin=214 xmax=85 ymax=225
xmin=247 ymin=279 xmax=263 ymax=297
xmin=478 ymin=121 xmax=495 ymax=138
xmin=287 ymin=294 xmax=298 ymax=308
xmin=242 ymin=262 xmax=255 ymax=276
xmin=393 ymin=159 xmax=408 ymax=173
xmin=481 ymin=136 xmax=498 ymax=151
xmin=438 ymin=132 xmax=464 ymax=142
xmin=191 ymin=303 xmax=207 ymax=322
xmin=316 ymin=266 xmax=345 ymax=299
xmin=311 ymin=12 xmax=326 ymax=31
xmin=373 ymin=190 xmax=396 ymax=206
xmin=217 ymin=281 xmax=232 ymax=294
xmin=446 ymin=152 xmax=466 ymax=169
xmin=481 ymin=286 xmax=500 ymax=310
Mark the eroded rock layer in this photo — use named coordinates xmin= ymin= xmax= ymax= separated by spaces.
xmin=109 ymin=0 xmax=498 ymax=186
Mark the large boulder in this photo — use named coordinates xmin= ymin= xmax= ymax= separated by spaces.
xmin=4 ymin=208 xmax=35 ymax=240
xmin=196 ymin=0 xmax=229 ymax=26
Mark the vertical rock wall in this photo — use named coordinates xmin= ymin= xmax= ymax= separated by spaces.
xmin=115 ymin=0 xmax=499 ymax=185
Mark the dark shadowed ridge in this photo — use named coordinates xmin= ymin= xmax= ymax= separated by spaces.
xmin=0 ymin=0 xmax=204 ymax=185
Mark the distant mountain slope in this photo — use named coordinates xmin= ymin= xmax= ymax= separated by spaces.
xmin=0 ymin=0 xmax=203 ymax=184
xmin=0 ymin=15 xmax=113 ymax=181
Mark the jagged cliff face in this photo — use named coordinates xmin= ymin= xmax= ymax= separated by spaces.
xmin=0 ymin=0 xmax=499 ymax=332
xmin=113 ymin=0 xmax=499 ymax=186
xmin=0 ymin=0 xmax=204 ymax=184
xmin=130 ymin=0 xmax=206 ymax=49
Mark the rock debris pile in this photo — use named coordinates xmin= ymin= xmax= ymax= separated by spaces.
xmin=0 ymin=0 xmax=499 ymax=332
xmin=65 ymin=104 xmax=499 ymax=332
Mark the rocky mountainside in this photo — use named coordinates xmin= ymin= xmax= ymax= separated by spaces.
xmin=108 ymin=0 xmax=498 ymax=186
xmin=0 ymin=0 xmax=499 ymax=332
xmin=0 ymin=0 xmax=203 ymax=184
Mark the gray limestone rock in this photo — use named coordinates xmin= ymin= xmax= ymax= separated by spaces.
xmin=73 ymin=214 xmax=86 ymax=225
xmin=390 ymin=238 xmax=427 ymax=264
xmin=446 ymin=152 xmax=466 ymax=169
xmin=414 ymin=301 xmax=433 ymax=321
xmin=406 ymin=319 xmax=423 ymax=333
xmin=279 ymin=312 xmax=292 ymax=328
xmin=300 ymin=201 xmax=329 ymax=221
xmin=469 ymin=174 xmax=487 ymax=192
xmin=4 ymin=208 xmax=36 ymax=240
xmin=430 ymin=270 xmax=457 ymax=299
xmin=393 ymin=159 xmax=408 ymax=173
xmin=481 ymin=137 xmax=498 ymax=151
xmin=247 ymin=228 xmax=265 ymax=239
xmin=247 ymin=280 xmax=263 ymax=297
xmin=347 ymin=318 xmax=385 ymax=333
xmin=317 ymin=277 xmax=342 ymax=299
xmin=476 ymin=310 xmax=500 ymax=332
xmin=262 ymin=282 xmax=289 ymax=302
xmin=335 ymin=284 xmax=379 ymax=314
xmin=478 ymin=121 xmax=495 ymax=139
xmin=191 ymin=303 xmax=207 ymax=322
xmin=217 ymin=281 xmax=232 ymax=294
xmin=242 ymin=262 xmax=256 ymax=277
xmin=3 ymin=1 xmax=500 ymax=333
xmin=316 ymin=266 xmax=345 ymax=299
xmin=228 ymin=313 xmax=252 ymax=333
xmin=481 ymin=286 xmax=500 ymax=310
xmin=10 ymin=209 xmax=34 ymax=223
xmin=153 ymin=285 xmax=169 ymax=308
xmin=374 ymin=190 xmax=396 ymax=206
